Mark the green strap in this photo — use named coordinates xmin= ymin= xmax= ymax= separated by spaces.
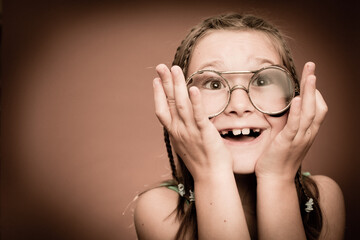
xmin=166 ymin=185 xmax=180 ymax=194
xmin=160 ymin=182 xmax=190 ymax=205
xmin=160 ymin=182 xmax=180 ymax=193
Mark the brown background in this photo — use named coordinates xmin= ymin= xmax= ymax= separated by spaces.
xmin=1 ymin=0 xmax=359 ymax=239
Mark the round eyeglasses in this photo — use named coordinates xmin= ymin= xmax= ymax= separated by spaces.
xmin=186 ymin=65 xmax=296 ymax=118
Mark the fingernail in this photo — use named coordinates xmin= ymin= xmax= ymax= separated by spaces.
xmin=307 ymin=62 xmax=315 ymax=71
xmin=171 ymin=65 xmax=179 ymax=73
xmin=153 ymin=78 xmax=160 ymax=86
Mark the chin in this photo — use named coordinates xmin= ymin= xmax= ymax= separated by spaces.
xmin=230 ymin=150 xmax=260 ymax=174
xmin=222 ymin=137 xmax=267 ymax=174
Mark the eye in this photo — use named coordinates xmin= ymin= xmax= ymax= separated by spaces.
xmin=252 ymin=75 xmax=273 ymax=86
xmin=189 ymin=71 xmax=227 ymax=90
xmin=203 ymin=78 xmax=226 ymax=90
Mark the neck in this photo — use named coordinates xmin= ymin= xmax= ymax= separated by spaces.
xmin=235 ymin=173 xmax=258 ymax=239
xmin=234 ymin=173 xmax=257 ymax=209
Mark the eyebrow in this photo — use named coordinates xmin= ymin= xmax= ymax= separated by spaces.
xmin=252 ymin=57 xmax=278 ymax=68
xmin=253 ymin=57 xmax=276 ymax=66
xmin=196 ymin=59 xmax=223 ymax=70
xmin=196 ymin=57 xmax=277 ymax=71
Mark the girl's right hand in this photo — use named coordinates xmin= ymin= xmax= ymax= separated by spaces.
xmin=154 ymin=64 xmax=233 ymax=181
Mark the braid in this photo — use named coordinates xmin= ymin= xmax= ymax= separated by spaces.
xmin=163 ymin=127 xmax=179 ymax=183
xmin=181 ymin=28 xmax=206 ymax=75
xmin=172 ymin=39 xmax=187 ymax=67
xmin=295 ymin=169 xmax=323 ymax=240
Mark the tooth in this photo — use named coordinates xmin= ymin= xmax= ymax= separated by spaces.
xmin=221 ymin=130 xmax=228 ymax=135
xmin=242 ymin=128 xmax=250 ymax=135
xmin=254 ymin=128 xmax=260 ymax=133
xmin=232 ymin=129 xmax=241 ymax=136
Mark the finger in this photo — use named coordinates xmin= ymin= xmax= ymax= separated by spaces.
xmin=156 ymin=64 xmax=179 ymax=119
xmin=156 ymin=64 xmax=174 ymax=98
xmin=300 ymin=62 xmax=315 ymax=97
xmin=153 ymin=78 xmax=171 ymax=128
xmin=299 ymin=74 xmax=317 ymax=133
xmin=171 ymin=65 xmax=193 ymax=124
xmin=189 ymin=86 xmax=208 ymax=130
xmin=279 ymin=96 xmax=301 ymax=141
xmin=296 ymin=90 xmax=328 ymax=161
xmin=312 ymin=90 xmax=328 ymax=129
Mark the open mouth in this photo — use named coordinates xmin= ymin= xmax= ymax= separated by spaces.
xmin=219 ymin=128 xmax=261 ymax=141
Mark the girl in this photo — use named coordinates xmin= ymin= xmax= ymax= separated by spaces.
xmin=134 ymin=13 xmax=345 ymax=239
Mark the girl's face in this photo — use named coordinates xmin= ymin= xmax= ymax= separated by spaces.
xmin=187 ymin=30 xmax=288 ymax=174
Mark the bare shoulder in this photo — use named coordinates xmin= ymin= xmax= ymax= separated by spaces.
xmin=311 ymin=175 xmax=345 ymax=239
xmin=134 ymin=186 xmax=180 ymax=240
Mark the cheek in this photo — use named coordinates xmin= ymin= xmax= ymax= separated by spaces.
xmin=265 ymin=114 xmax=288 ymax=134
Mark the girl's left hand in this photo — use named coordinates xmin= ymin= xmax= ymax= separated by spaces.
xmin=255 ymin=62 xmax=328 ymax=182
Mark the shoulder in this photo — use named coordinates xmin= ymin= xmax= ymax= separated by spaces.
xmin=134 ymin=186 xmax=180 ymax=240
xmin=311 ymin=175 xmax=345 ymax=239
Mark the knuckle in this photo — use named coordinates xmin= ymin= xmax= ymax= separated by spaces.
xmin=288 ymin=127 xmax=298 ymax=136
xmin=155 ymin=109 xmax=165 ymax=118
xmin=303 ymin=113 xmax=316 ymax=126
xmin=167 ymin=97 xmax=176 ymax=104
xmin=194 ymin=114 xmax=203 ymax=123
xmin=306 ymin=128 xmax=312 ymax=136
xmin=195 ymin=117 xmax=206 ymax=129
xmin=176 ymin=103 xmax=186 ymax=112
xmin=322 ymin=104 xmax=329 ymax=114
xmin=299 ymin=128 xmax=313 ymax=142
xmin=306 ymin=110 xmax=316 ymax=120
xmin=314 ymin=106 xmax=328 ymax=126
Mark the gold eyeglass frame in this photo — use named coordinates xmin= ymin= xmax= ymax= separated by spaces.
xmin=186 ymin=65 xmax=297 ymax=118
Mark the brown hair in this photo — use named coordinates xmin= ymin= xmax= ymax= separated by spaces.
xmin=163 ymin=13 xmax=322 ymax=240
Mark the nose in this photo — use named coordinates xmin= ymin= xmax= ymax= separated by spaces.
xmin=223 ymin=86 xmax=255 ymax=116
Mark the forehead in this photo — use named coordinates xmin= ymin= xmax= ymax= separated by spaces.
xmin=188 ymin=30 xmax=281 ymax=74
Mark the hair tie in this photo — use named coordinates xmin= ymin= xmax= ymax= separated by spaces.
xmin=189 ymin=190 xmax=195 ymax=202
xmin=178 ymin=183 xmax=185 ymax=197
xmin=305 ymin=198 xmax=314 ymax=213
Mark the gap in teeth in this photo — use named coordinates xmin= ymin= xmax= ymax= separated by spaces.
xmin=220 ymin=128 xmax=261 ymax=136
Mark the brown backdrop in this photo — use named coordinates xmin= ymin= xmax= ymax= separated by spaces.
xmin=2 ymin=0 xmax=359 ymax=239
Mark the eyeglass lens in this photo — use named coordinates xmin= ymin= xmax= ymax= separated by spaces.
xmin=187 ymin=67 xmax=295 ymax=117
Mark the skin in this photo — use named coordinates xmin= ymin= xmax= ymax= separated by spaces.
xmin=187 ymin=30 xmax=288 ymax=174
xmin=134 ymin=30 xmax=345 ymax=239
